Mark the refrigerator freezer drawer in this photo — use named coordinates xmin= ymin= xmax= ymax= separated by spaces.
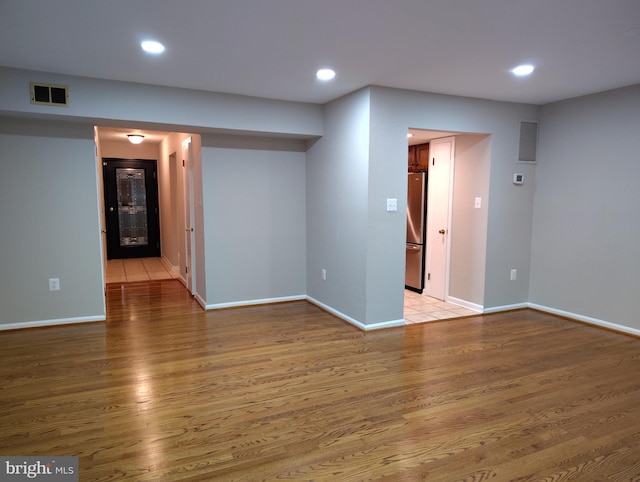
xmin=405 ymin=243 xmax=424 ymax=292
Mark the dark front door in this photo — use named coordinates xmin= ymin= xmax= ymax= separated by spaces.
xmin=103 ymin=158 xmax=160 ymax=259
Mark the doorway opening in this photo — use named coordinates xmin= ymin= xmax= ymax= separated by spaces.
xmin=404 ymin=129 xmax=484 ymax=324
xmin=103 ymin=158 xmax=160 ymax=259
xmin=96 ymin=126 xmax=199 ymax=296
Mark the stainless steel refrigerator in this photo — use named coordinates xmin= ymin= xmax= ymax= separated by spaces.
xmin=406 ymin=172 xmax=426 ymax=292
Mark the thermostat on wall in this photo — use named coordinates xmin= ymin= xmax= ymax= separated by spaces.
xmin=513 ymin=173 xmax=524 ymax=185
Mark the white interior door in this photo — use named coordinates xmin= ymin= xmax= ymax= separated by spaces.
xmin=426 ymin=137 xmax=455 ymax=300
xmin=182 ymin=138 xmax=196 ymax=295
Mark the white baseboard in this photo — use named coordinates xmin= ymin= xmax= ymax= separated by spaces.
xmin=0 ymin=315 xmax=105 ymax=331
xmin=528 ymin=303 xmax=640 ymax=337
xmin=160 ymin=255 xmax=175 ymax=273
xmin=483 ymin=302 xmax=529 ymax=314
xmin=306 ymin=296 xmax=405 ymax=331
xmin=205 ymin=295 xmax=306 ymax=310
xmin=6 ymin=296 xmax=632 ymax=340
xmin=482 ymin=302 xmax=640 ymax=338
xmin=446 ymin=296 xmax=483 ymax=313
xmin=194 ymin=292 xmax=207 ymax=309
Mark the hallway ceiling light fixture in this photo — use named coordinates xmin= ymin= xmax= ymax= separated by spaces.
xmin=316 ymin=68 xmax=336 ymax=81
xmin=141 ymin=40 xmax=165 ymax=54
xmin=127 ymin=134 xmax=145 ymax=144
xmin=511 ymin=64 xmax=535 ymax=76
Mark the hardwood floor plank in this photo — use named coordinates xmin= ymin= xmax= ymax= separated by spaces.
xmin=1 ymin=280 xmax=640 ymax=480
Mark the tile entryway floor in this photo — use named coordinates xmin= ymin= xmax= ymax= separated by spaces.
xmin=404 ymin=289 xmax=477 ymax=324
xmin=105 ymin=258 xmax=178 ymax=284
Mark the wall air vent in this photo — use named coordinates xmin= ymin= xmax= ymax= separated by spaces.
xmin=518 ymin=120 xmax=538 ymax=163
xmin=30 ymin=82 xmax=69 ymax=107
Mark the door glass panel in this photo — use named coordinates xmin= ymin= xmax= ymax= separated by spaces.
xmin=116 ymin=168 xmax=148 ymax=247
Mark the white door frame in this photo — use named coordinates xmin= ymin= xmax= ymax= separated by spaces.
xmin=425 ymin=136 xmax=455 ymax=301
xmin=182 ymin=137 xmax=196 ymax=295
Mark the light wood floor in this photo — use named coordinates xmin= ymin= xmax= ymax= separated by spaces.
xmin=2 ymin=280 xmax=640 ymax=481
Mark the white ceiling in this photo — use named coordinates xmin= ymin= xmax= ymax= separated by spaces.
xmin=408 ymin=129 xmax=459 ymax=145
xmin=1 ymin=0 xmax=639 ymax=106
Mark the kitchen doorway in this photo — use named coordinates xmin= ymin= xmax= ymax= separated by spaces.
xmin=405 ymin=131 xmax=469 ymax=324
xmin=406 ymin=131 xmax=456 ymax=299
xmin=404 ymin=129 xmax=491 ymax=323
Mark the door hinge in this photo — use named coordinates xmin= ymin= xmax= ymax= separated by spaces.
xmin=183 ymin=159 xmax=185 ymax=167
xmin=153 ymin=172 xmax=156 ymax=178
xmin=428 ymin=273 xmax=431 ymax=280
xmin=185 ymin=266 xmax=188 ymax=274
xmin=432 ymin=158 xmax=435 ymax=166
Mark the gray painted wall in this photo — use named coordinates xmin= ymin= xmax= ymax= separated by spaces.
xmin=0 ymin=118 xmax=104 ymax=326
xmin=368 ymin=86 xmax=539 ymax=317
xmin=450 ymin=134 xmax=492 ymax=306
xmin=306 ymin=86 xmax=538 ymax=327
xmin=201 ymin=146 xmax=307 ymax=306
xmin=0 ymin=68 xmax=321 ymax=327
xmin=306 ymin=89 xmax=371 ymax=324
xmin=531 ymin=84 xmax=640 ymax=329
xmin=2 ymin=65 xmax=638 ymax=335
xmin=0 ymin=67 xmax=323 ymax=138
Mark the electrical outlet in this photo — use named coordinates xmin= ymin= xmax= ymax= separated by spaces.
xmin=49 ymin=278 xmax=60 ymax=291
xmin=474 ymin=197 xmax=482 ymax=209
xmin=510 ymin=269 xmax=517 ymax=281
xmin=322 ymin=269 xmax=327 ymax=281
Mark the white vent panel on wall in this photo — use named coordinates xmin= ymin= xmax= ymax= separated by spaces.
xmin=518 ymin=120 xmax=538 ymax=162
xmin=30 ymin=82 xmax=69 ymax=107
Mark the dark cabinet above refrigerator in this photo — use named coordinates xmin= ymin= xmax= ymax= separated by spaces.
xmin=408 ymin=143 xmax=430 ymax=172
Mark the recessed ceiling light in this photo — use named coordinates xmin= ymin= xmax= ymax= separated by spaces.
xmin=141 ymin=40 xmax=165 ymax=54
xmin=316 ymin=69 xmax=336 ymax=81
xmin=511 ymin=64 xmax=535 ymax=76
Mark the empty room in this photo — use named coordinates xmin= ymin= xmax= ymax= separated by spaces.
xmin=1 ymin=1 xmax=640 ymax=480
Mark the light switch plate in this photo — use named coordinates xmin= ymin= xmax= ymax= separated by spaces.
xmin=386 ymin=198 xmax=398 ymax=212
xmin=49 ymin=278 xmax=60 ymax=291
